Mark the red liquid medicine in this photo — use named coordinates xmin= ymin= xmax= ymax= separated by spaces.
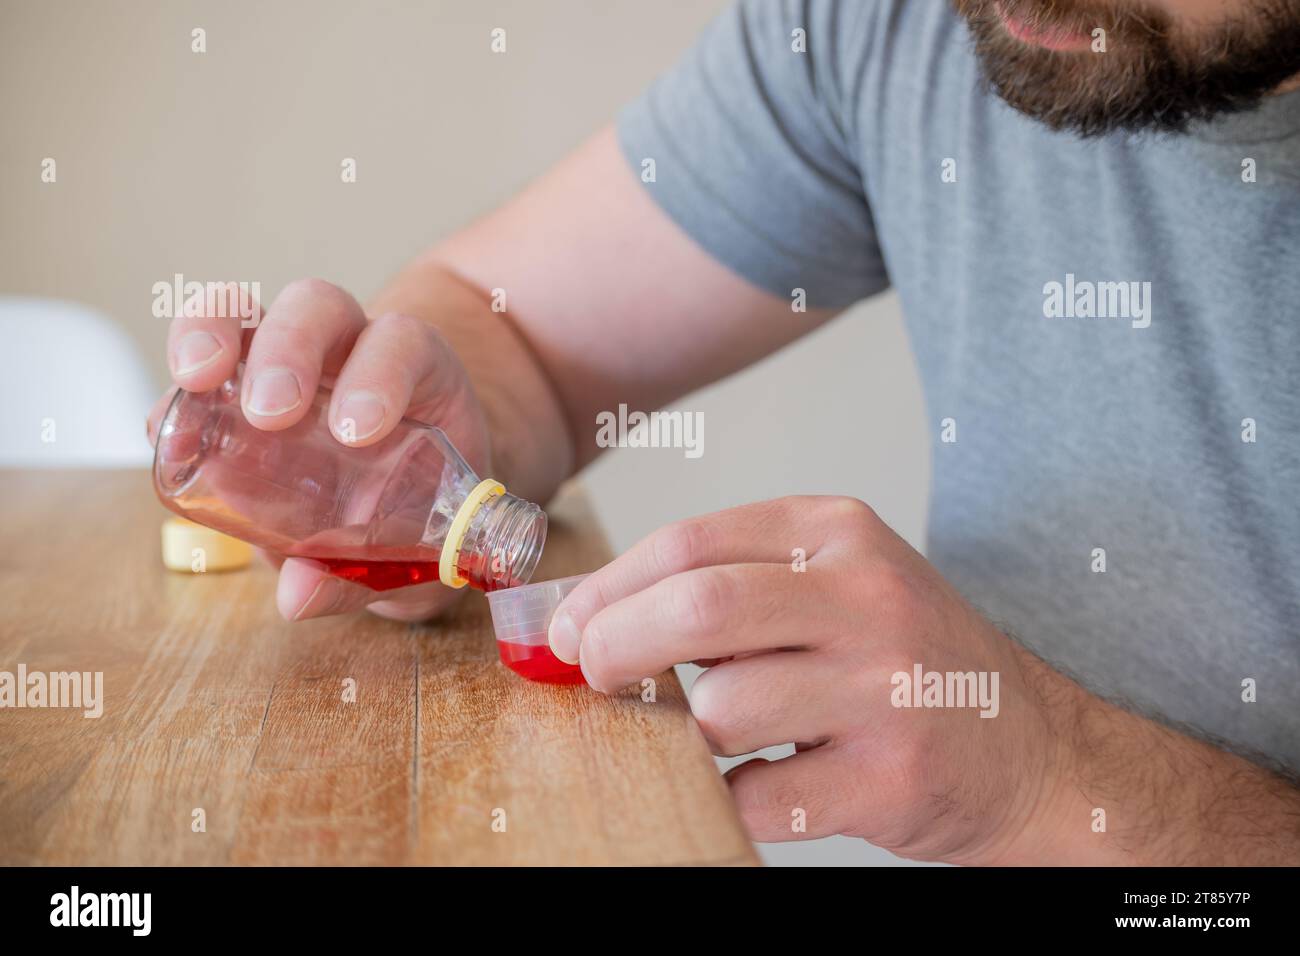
xmin=486 ymin=573 xmax=591 ymax=685
xmin=496 ymin=633 xmax=585 ymax=684
xmin=315 ymin=557 xmax=443 ymax=591
xmin=318 ymin=554 xmax=586 ymax=685
xmin=307 ymin=540 xmax=501 ymax=593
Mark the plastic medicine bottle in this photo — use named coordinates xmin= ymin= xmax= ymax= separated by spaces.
xmin=153 ymin=367 xmax=546 ymax=593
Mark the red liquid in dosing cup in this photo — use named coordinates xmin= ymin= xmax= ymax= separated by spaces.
xmin=496 ymin=634 xmax=586 ymax=684
xmin=486 ymin=573 xmax=591 ymax=686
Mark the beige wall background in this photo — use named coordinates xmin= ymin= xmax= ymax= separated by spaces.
xmin=1 ymin=0 xmax=931 ymax=866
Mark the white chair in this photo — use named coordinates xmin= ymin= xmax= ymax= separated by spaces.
xmin=0 ymin=296 xmax=158 ymax=467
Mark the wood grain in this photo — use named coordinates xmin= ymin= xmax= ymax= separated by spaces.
xmin=0 ymin=469 xmax=757 ymax=866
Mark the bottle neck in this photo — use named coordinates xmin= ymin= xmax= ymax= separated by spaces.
xmin=455 ymin=492 xmax=547 ymax=591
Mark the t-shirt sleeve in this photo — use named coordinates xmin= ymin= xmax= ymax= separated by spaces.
xmin=616 ymin=0 xmax=888 ymax=309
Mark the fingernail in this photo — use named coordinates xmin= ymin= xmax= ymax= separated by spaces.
xmin=548 ymin=611 xmax=582 ymax=664
xmin=291 ymin=576 xmax=344 ymax=621
xmin=173 ymin=331 xmax=223 ymax=376
xmin=279 ymin=558 xmax=338 ymax=621
xmin=334 ymin=390 xmax=386 ymax=443
xmin=247 ymin=368 xmax=302 ymax=417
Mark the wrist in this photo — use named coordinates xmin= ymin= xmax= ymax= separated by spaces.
xmin=972 ymin=644 xmax=1131 ymax=865
xmin=479 ymin=393 xmax=573 ymax=505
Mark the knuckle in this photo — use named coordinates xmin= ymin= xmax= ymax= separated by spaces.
xmin=258 ymin=316 xmax=319 ymax=352
xmin=732 ymin=788 xmax=777 ymax=840
xmin=670 ymin=567 xmax=732 ymax=639
xmin=272 ymin=279 xmax=361 ymax=337
xmin=879 ymin=655 xmax=921 ymax=695
xmin=822 ymin=495 xmax=880 ymax=529
xmin=246 ymin=330 xmax=322 ymax=379
xmin=278 ymin=276 xmax=347 ymax=309
xmin=579 ymin=619 xmax=614 ymax=686
xmin=180 ymin=281 xmax=243 ymax=322
xmin=650 ymin=518 xmax=714 ymax=575
xmin=731 ymin=769 xmax=818 ymax=831
xmin=874 ymin=740 xmax=928 ymax=822
xmin=895 ymin=736 xmax=928 ymax=788
xmin=371 ymin=311 xmax=427 ymax=341
xmin=726 ymin=770 xmax=769 ymax=821
xmin=866 ymin=562 xmax=917 ymax=615
xmin=691 ymin=670 xmax=770 ymax=757
xmin=688 ymin=673 xmax=737 ymax=751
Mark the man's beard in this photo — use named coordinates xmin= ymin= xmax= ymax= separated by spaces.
xmin=952 ymin=0 xmax=1300 ymax=137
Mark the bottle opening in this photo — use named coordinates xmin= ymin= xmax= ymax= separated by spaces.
xmin=454 ymin=492 xmax=547 ymax=591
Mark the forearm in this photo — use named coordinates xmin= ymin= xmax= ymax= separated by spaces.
xmin=363 ymin=124 xmax=839 ymax=498
xmin=366 ymin=254 xmax=575 ymax=505
xmin=1001 ymin=646 xmax=1300 ymax=865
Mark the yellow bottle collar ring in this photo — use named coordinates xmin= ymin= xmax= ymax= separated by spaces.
xmin=438 ymin=478 xmax=506 ymax=588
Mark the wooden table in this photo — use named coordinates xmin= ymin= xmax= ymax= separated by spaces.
xmin=0 ymin=470 xmax=757 ymax=866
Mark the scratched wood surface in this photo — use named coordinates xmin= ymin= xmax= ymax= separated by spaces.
xmin=0 ymin=470 xmax=757 ymax=866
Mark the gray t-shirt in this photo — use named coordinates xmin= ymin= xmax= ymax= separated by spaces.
xmin=618 ymin=0 xmax=1300 ymax=773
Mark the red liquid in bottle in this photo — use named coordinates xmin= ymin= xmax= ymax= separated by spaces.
xmin=305 ymin=545 xmax=495 ymax=593
xmin=496 ymin=634 xmax=586 ymax=685
xmin=314 ymin=557 xmax=444 ymax=591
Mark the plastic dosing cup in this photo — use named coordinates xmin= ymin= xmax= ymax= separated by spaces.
xmin=486 ymin=574 xmax=590 ymax=684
